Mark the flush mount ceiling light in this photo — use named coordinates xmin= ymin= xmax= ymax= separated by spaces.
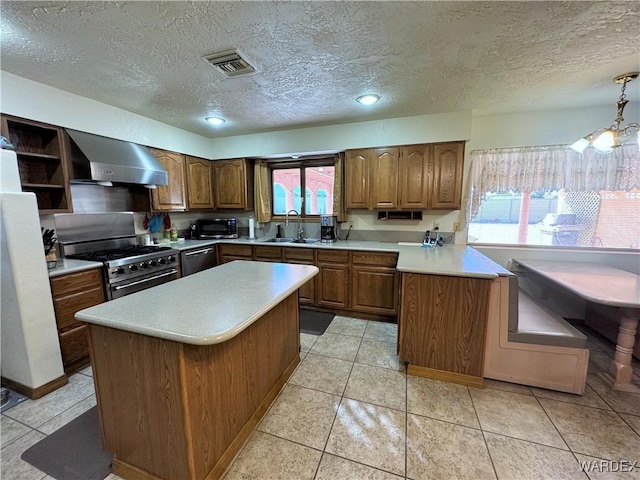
xmin=205 ymin=116 xmax=225 ymax=126
xmin=570 ymin=72 xmax=640 ymax=153
xmin=356 ymin=94 xmax=380 ymax=105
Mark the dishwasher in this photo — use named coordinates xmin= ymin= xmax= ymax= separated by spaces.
xmin=180 ymin=246 xmax=217 ymax=276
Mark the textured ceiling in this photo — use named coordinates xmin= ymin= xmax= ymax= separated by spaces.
xmin=1 ymin=1 xmax=639 ymax=138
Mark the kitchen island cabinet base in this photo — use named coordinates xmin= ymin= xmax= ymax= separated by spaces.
xmin=88 ymin=293 xmax=300 ymax=480
xmin=399 ymin=273 xmax=491 ymax=388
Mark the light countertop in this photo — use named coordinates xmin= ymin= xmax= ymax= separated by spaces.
xmin=174 ymin=238 xmax=509 ymax=279
xmin=53 ymin=237 xmax=510 ymax=280
xmin=512 ymin=259 xmax=640 ymax=308
xmin=47 ymin=258 xmax=104 ymax=277
xmin=75 ymin=261 xmax=318 ymax=345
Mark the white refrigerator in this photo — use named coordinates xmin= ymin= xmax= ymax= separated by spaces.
xmin=1 ymin=149 xmax=65 ymax=393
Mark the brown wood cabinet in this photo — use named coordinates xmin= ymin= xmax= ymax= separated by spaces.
xmin=282 ymin=247 xmax=316 ymax=305
xmin=350 ymin=251 xmax=398 ymax=315
xmin=216 ymin=243 xmax=400 ymax=316
xmin=89 ymin=291 xmax=300 ymax=480
xmin=345 ymin=141 xmax=464 ymax=211
xmin=1 ymin=115 xmax=72 ymax=213
xmin=345 ymin=150 xmax=370 ymax=209
xmin=399 ymin=272 xmax=491 ymax=387
xmin=369 ymin=147 xmax=400 ymax=209
xmin=316 ymin=250 xmax=350 ymax=309
xmin=149 ymin=148 xmax=187 ymax=211
xmin=49 ymin=268 xmax=105 ymax=372
xmin=432 ymin=142 xmax=464 ymax=210
xmin=254 ymin=246 xmax=283 ymax=262
xmin=185 ymin=156 xmax=214 ymax=210
xmin=212 ymin=158 xmax=253 ymax=209
xmin=399 ymin=144 xmax=430 ymax=209
xmin=218 ymin=244 xmax=253 ymax=264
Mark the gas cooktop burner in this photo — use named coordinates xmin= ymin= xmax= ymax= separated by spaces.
xmin=67 ymin=245 xmax=173 ymax=262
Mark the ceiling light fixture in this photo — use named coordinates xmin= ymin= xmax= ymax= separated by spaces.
xmin=205 ymin=116 xmax=226 ymax=126
xmin=356 ymin=94 xmax=380 ymax=105
xmin=570 ymin=72 xmax=639 ymax=153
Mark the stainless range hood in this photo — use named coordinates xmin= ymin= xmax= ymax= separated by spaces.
xmin=66 ymin=129 xmax=168 ymax=188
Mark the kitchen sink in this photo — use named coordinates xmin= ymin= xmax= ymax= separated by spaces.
xmin=290 ymin=238 xmax=320 ymax=244
xmin=263 ymin=237 xmax=295 ymax=243
xmin=261 ymin=237 xmax=320 ymax=244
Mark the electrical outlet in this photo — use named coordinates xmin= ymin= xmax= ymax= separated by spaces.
xmin=433 ymin=221 xmax=439 ymax=230
xmin=453 ymin=222 xmax=460 ymax=232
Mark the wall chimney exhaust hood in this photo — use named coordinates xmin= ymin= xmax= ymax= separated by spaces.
xmin=66 ymin=129 xmax=168 ymax=188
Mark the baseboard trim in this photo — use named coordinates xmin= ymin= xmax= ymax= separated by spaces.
xmin=407 ymin=364 xmax=485 ymax=388
xmin=300 ymin=305 xmax=396 ymax=323
xmin=1 ymin=374 xmax=68 ymax=400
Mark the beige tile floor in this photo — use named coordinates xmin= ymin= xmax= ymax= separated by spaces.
xmin=2 ymin=317 xmax=639 ymax=480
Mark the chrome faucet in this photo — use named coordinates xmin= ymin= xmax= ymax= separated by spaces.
xmin=285 ymin=209 xmax=305 ymax=241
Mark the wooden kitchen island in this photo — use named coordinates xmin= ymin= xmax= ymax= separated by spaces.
xmin=396 ymin=246 xmax=510 ymax=388
xmin=75 ymin=261 xmax=318 ymax=480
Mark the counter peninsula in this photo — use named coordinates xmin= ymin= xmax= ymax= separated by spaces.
xmin=76 ymin=260 xmax=318 ymax=480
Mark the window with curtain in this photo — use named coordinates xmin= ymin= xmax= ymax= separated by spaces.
xmin=465 ymin=144 xmax=640 ymax=249
xmin=270 ymin=160 xmax=335 ymax=217
xmin=273 ymin=183 xmax=287 ymax=215
xmin=317 ymin=189 xmax=327 ymax=214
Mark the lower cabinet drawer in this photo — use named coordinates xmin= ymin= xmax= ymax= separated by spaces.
xmin=219 ymin=244 xmax=252 ymax=257
xmin=59 ymin=324 xmax=89 ymax=365
xmin=219 ymin=255 xmax=251 ymax=264
xmin=53 ymin=286 xmax=105 ymax=330
xmin=317 ymin=249 xmax=349 ymax=264
xmin=254 ymin=246 xmax=283 ymax=261
xmin=351 ymin=251 xmax=398 ymax=267
xmin=50 ymin=268 xmax=102 ymax=297
xmin=282 ymin=247 xmax=314 ymax=262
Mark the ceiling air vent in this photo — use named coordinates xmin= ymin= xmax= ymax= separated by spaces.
xmin=202 ymin=50 xmax=256 ymax=77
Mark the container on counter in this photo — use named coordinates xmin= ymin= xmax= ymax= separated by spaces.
xmin=249 ymin=216 xmax=256 ymax=239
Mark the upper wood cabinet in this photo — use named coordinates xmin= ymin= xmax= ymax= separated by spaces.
xmin=1 ymin=115 xmax=72 ymax=213
xmin=369 ymin=147 xmax=399 ymax=209
xmin=345 ymin=150 xmax=370 ymax=209
xmin=212 ymin=158 xmax=253 ymax=210
xmin=431 ymin=142 xmax=464 ymax=210
xmin=345 ymin=141 xmax=464 ymax=211
xmin=185 ymin=156 xmax=214 ymax=210
xmin=398 ymin=144 xmax=430 ymax=209
xmin=149 ymin=148 xmax=187 ymax=211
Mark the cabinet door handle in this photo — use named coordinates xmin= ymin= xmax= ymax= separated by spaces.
xmin=184 ymin=248 xmax=213 ymax=257
xmin=114 ymin=269 xmax=178 ymax=290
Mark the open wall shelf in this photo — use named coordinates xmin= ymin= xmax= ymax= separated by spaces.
xmin=377 ymin=210 xmax=424 ymax=221
xmin=1 ymin=115 xmax=72 ymax=213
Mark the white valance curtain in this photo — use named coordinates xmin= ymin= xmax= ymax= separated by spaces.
xmin=465 ymin=143 xmax=640 ymax=222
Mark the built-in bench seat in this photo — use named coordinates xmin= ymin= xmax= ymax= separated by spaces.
xmin=484 ymin=274 xmax=589 ymax=395
xmin=509 ymin=290 xmax=587 ymax=349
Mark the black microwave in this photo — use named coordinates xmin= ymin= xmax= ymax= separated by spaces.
xmin=192 ymin=218 xmax=238 ymax=239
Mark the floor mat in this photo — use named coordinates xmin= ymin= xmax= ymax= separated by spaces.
xmin=299 ymin=309 xmax=335 ymax=335
xmin=21 ymin=406 xmax=112 ymax=480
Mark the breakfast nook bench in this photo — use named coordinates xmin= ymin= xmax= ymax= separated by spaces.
xmin=483 ymin=273 xmax=590 ymax=394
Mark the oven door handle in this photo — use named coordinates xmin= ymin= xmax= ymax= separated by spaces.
xmin=184 ymin=248 xmax=214 ymax=257
xmin=114 ymin=269 xmax=178 ymax=290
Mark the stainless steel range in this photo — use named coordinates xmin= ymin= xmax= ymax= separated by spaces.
xmin=56 ymin=213 xmax=179 ymax=300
